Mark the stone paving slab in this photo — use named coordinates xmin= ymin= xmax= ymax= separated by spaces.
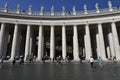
xmin=0 ymin=62 xmax=120 ymax=80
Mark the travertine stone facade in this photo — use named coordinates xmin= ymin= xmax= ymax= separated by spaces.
xmin=0 ymin=1 xmax=120 ymax=61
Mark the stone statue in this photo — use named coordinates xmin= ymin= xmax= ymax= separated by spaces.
xmin=84 ymin=4 xmax=88 ymax=14
xmin=62 ymin=6 xmax=65 ymax=12
xmin=84 ymin=4 xmax=87 ymax=11
xmin=17 ymin=4 xmax=20 ymax=10
xmin=108 ymin=1 xmax=112 ymax=9
xmin=95 ymin=3 xmax=99 ymax=11
xmin=51 ymin=6 xmax=54 ymax=12
xmin=72 ymin=6 xmax=76 ymax=12
xmin=108 ymin=1 xmax=113 ymax=11
xmin=40 ymin=6 xmax=44 ymax=12
xmin=4 ymin=3 xmax=8 ymax=9
xmin=28 ymin=5 xmax=32 ymax=12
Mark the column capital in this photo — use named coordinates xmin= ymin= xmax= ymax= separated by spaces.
xmin=97 ymin=22 xmax=103 ymax=25
xmin=39 ymin=25 xmax=43 ymax=27
xmin=27 ymin=24 xmax=31 ymax=26
xmin=50 ymin=25 xmax=55 ymax=27
xmin=39 ymin=22 xmax=43 ymax=25
xmin=85 ymin=21 xmax=89 ymax=25
xmin=111 ymin=18 xmax=117 ymax=23
xmin=62 ymin=22 xmax=66 ymax=26
xmin=98 ymin=23 xmax=102 ymax=25
xmin=14 ymin=24 xmax=19 ymax=27
xmin=73 ymin=24 xmax=78 ymax=26
xmin=15 ymin=20 xmax=19 ymax=24
xmin=1 ymin=22 xmax=6 ymax=25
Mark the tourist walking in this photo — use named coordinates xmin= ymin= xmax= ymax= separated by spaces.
xmin=19 ymin=57 xmax=24 ymax=65
xmin=98 ymin=57 xmax=103 ymax=69
xmin=12 ymin=57 xmax=16 ymax=66
xmin=113 ymin=56 xmax=117 ymax=64
xmin=0 ymin=58 xmax=3 ymax=68
xmin=80 ymin=55 xmax=83 ymax=64
xmin=113 ymin=56 xmax=117 ymax=67
xmin=42 ymin=56 xmax=45 ymax=64
xmin=89 ymin=56 xmax=94 ymax=68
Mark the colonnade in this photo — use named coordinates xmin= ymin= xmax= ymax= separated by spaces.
xmin=0 ymin=21 xmax=120 ymax=61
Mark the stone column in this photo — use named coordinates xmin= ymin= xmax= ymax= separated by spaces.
xmin=98 ymin=23 xmax=106 ymax=60
xmin=96 ymin=33 xmax=100 ymax=58
xmin=0 ymin=23 xmax=6 ymax=57
xmin=29 ymin=37 xmax=32 ymax=55
xmin=85 ymin=24 xmax=92 ymax=60
xmin=108 ymin=32 xmax=115 ymax=59
xmin=84 ymin=35 xmax=86 ymax=57
xmin=106 ymin=46 xmax=111 ymax=59
xmin=62 ymin=25 xmax=66 ymax=60
xmin=24 ymin=25 xmax=31 ymax=60
xmin=73 ymin=25 xmax=79 ymax=60
xmin=50 ymin=25 xmax=55 ymax=60
xmin=3 ymin=28 xmax=9 ymax=57
xmin=41 ymin=34 xmax=44 ymax=57
xmin=9 ymin=24 xmax=19 ymax=60
xmin=37 ymin=25 xmax=43 ymax=61
xmin=111 ymin=22 xmax=120 ymax=60
xmin=16 ymin=28 xmax=21 ymax=57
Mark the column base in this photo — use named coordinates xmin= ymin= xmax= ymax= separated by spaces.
xmin=73 ymin=58 xmax=80 ymax=61
xmin=36 ymin=58 xmax=42 ymax=62
xmin=9 ymin=58 xmax=14 ymax=62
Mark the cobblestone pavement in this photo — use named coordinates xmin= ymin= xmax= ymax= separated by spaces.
xmin=0 ymin=62 xmax=120 ymax=80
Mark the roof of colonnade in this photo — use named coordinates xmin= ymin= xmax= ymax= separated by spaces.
xmin=0 ymin=1 xmax=120 ymax=22
xmin=0 ymin=1 xmax=120 ymax=25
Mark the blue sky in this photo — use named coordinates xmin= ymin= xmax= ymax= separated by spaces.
xmin=0 ymin=0 xmax=119 ymax=12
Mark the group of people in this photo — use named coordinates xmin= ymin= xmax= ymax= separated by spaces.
xmin=0 ymin=55 xmax=118 ymax=69
xmin=0 ymin=57 xmax=4 ymax=68
xmin=26 ymin=55 xmax=37 ymax=63
xmin=89 ymin=56 xmax=118 ymax=69
xmin=12 ymin=56 xmax=24 ymax=66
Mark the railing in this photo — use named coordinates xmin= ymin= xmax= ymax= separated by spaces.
xmin=0 ymin=6 xmax=120 ymax=17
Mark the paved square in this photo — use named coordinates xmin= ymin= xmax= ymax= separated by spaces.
xmin=0 ymin=62 xmax=120 ymax=80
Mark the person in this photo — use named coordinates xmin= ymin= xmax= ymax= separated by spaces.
xmin=12 ymin=57 xmax=16 ymax=66
xmin=113 ymin=56 xmax=117 ymax=65
xmin=89 ymin=56 xmax=94 ymax=68
xmin=56 ymin=57 xmax=60 ymax=65
xmin=80 ymin=55 xmax=83 ymax=64
xmin=42 ymin=56 xmax=45 ymax=64
xmin=98 ymin=57 xmax=103 ymax=69
xmin=56 ymin=55 xmax=62 ymax=65
xmin=52 ymin=57 xmax=55 ymax=62
xmin=19 ymin=57 xmax=24 ymax=65
xmin=0 ymin=58 xmax=3 ymax=68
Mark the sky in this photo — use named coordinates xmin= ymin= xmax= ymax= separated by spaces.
xmin=0 ymin=0 xmax=120 ymax=12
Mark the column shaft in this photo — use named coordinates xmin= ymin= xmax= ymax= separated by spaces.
xmin=24 ymin=25 xmax=31 ymax=60
xmin=108 ymin=32 xmax=115 ymax=59
xmin=85 ymin=24 xmax=92 ymax=60
xmin=0 ymin=23 xmax=6 ymax=57
xmin=98 ymin=23 xmax=106 ymax=60
xmin=73 ymin=25 xmax=79 ymax=60
xmin=111 ymin=22 xmax=120 ymax=60
xmin=3 ymin=28 xmax=9 ymax=57
xmin=96 ymin=33 xmax=100 ymax=58
xmin=62 ymin=25 xmax=66 ymax=60
xmin=37 ymin=25 xmax=43 ymax=61
xmin=50 ymin=25 xmax=55 ymax=60
xmin=10 ymin=24 xmax=19 ymax=60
